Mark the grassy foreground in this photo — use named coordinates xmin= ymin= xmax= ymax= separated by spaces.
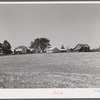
xmin=0 ymin=52 xmax=100 ymax=88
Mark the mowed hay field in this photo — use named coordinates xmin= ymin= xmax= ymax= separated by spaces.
xmin=0 ymin=52 xmax=100 ymax=88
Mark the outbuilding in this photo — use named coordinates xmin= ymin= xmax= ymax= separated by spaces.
xmin=60 ymin=48 xmax=66 ymax=52
xmin=46 ymin=47 xmax=60 ymax=53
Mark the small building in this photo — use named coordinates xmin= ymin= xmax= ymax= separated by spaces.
xmin=14 ymin=46 xmax=28 ymax=54
xmin=28 ymin=48 xmax=35 ymax=53
xmin=73 ymin=44 xmax=90 ymax=52
xmin=60 ymin=48 xmax=66 ymax=52
xmin=66 ymin=49 xmax=71 ymax=52
xmin=46 ymin=47 xmax=61 ymax=53
xmin=98 ymin=46 xmax=100 ymax=52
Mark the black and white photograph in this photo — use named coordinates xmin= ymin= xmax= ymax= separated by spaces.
xmin=0 ymin=2 xmax=100 ymax=89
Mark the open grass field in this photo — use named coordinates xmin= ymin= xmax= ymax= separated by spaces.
xmin=0 ymin=52 xmax=100 ymax=88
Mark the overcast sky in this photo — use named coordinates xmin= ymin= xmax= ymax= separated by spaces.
xmin=0 ymin=4 xmax=100 ymax=50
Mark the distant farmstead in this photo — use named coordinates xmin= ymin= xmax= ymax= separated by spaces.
xmin=46 ymin=47 xmax=60 ymax=53
xmin=73 ymin=44 xmax=90 ymax=52
xmin=14 ymin=46 xmax=28 ymax=54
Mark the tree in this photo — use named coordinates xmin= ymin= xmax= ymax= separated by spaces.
xmin=0 ymin=43 xmax=3 ymax=54
xmin=61 ymin=44 xmax=65 ymax=49
xmin=30 ymin=38 xmax=51 ymax=53
xmin=0 ymin=43 xmax=2 ymax=48
xmin=2 ymin=40 xmax=12 ymax=55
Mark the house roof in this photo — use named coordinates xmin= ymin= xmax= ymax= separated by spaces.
xmin=60 ymin=48 xmax=66 ymax=51
xmin=74 ymin=44 xmax=90 ymax=50
xmin=15 ymin=48 xmax=22 ymax=51
xmin=47 ymin=47 xmax=59 ymax=51
xmin=15 ymin=46 xmax=28 ymax=50
xmin=18 ymin=46 xmax=27 ymax=48
xmin=76 ymin=44 xmax=90 ymax=48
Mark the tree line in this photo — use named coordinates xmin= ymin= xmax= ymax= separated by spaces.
xmin=0 ymin=38 xmax=51 ymax=55
xmin=1 ymin=37 xmax=98 ymax=55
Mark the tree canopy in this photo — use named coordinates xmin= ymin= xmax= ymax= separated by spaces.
xmin=2 ymin=40 xmax=12 ymax=55
xmin=61 ymin=44 xmax=65 ymax=49
xmin=30 ymin=38 xmax=51 ymax=53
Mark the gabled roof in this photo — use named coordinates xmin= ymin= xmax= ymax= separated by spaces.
xmin=60 ymin=48 xmax=66 ymax=51
xmin=18 ymin=46 xmax=27 ymax=48
xmin=15 ymin=46 xmax=28 ymax=50
xmin=74 ymin=44 xmax=90 ymax=50
xmin=76 ymin=44 xmax=90 ymax=48
xmin=47 ymin=47 xmax=59 ymax=51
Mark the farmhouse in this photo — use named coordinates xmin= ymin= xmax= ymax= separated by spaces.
xmin=46 ymin=47 xmax=60 ymax=53
xmin=73 ymin=44 xmax=90 ymax=52
xmin=14 ymin=46 xmax=28 ymax=54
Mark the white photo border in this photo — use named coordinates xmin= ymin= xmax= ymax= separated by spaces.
xmin=0 ymin=1 xmax=100 ymax=99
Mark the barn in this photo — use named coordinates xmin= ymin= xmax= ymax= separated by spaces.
xmin=73 ymin=44 xmax=90 ymax=52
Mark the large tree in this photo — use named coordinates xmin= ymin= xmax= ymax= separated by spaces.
xmin=2 ymin=40 xmax=12 ymax=55
xmin=30 ymin=38 xmax=51 ymax=53
xmin=0 ymin=43 xmax=2 ymax=48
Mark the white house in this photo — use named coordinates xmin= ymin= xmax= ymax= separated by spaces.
xmin=14 ymin=46 xmax=28 ymax=54
xmin=46 ymin=47 xmax=60 ymax=53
